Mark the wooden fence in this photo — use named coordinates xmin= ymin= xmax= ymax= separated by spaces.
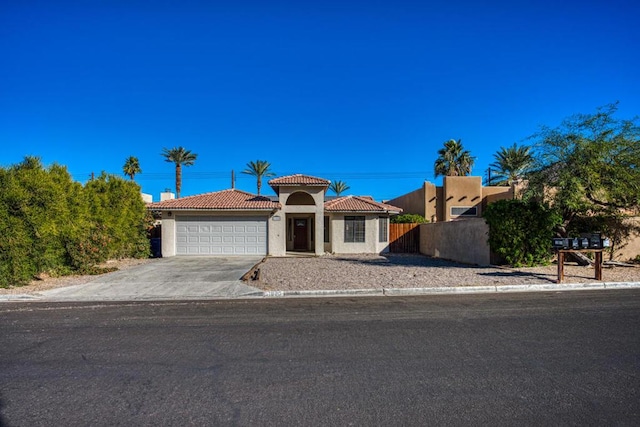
xmin=389 ymin=223 xmax=421 ymax=253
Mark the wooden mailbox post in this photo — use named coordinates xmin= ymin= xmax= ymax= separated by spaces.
xmin=556 ymin=249 xmax=603 ymax=283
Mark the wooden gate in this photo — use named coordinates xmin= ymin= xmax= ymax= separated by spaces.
xmin=389 ymin=223 xmax=421 ymax=253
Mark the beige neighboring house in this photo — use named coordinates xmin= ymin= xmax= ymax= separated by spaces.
xmin=147 ymin=174 xmax=402 ymax=257
xmin=386 ymin=176 xmax=516 ymax=223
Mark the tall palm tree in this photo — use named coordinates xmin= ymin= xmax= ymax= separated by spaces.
xmin=161 ymin=147 xmax=197 ymax=198
xmin=122 ymin=156 xmax=142 ymax=181
xmin=488 ymin=143 xmax=533 ymax=186
xmin=242 ymin=160 xmax=275 ymax=195
xmin=329 ymin=180 xmax=350 ymax=196
xmin=434 ymin=139 xmax=475 ymax=177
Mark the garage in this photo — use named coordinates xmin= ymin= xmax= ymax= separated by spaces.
xmin=175 ymin=216 xmax=268 ymax=255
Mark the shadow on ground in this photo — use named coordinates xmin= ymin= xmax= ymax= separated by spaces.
xmin=330 ymin=254 xmax=481 ymax=269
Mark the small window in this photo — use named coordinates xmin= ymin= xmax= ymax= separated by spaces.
xmin=451 ymin=206 xmax=478 ymax=217
xmin=324 ymin=216 xmax=330 ymax=243
xmin=344 ymin=216 xmax=365 ymax=243
xmin=379 ymin=217 xmax=388 ymax=242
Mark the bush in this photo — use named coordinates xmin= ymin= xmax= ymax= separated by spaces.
xmin=391 ymin=214 xmax=428 ymax=224
xmin=483 ymin=199 xmax=562 ymax=267
xmin=0 ymin=159 xmax=150 ymax=287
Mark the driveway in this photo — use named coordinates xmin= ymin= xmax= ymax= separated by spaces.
xmin=39 ymin=257 xmax=264 ymax=301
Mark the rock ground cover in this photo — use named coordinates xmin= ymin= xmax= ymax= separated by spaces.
xmin=254 ymin=254 xmax=640 ymax=291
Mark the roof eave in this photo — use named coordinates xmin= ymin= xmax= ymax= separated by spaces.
xmin=147 ymin=207 xmax=279 ymax=211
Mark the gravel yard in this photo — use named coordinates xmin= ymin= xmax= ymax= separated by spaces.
xmin=254 ymin=254 xmax=640 ymax=291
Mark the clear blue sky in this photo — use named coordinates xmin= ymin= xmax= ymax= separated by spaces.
xmin=2 ymin=0 xmax=638 ymax=201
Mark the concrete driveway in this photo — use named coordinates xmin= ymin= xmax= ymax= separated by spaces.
xmin=39 ymin=257 xmax=264 ymax=301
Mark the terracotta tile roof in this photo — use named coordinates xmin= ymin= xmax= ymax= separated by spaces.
xmin=324 ymin=196 xmax=403 ymax=213
xmin=147 ymin=189 xmax=281 ymax=210
xmin=268 ymin=174 xmax=330 ymax=187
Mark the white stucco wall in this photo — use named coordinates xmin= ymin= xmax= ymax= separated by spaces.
xmin=268 ymin=212 xmax=286 ymax=256
xmin=161 ymin=213 xmax=176 ymax=257
xmin=329 ymin=214 xmax=386 ymax=254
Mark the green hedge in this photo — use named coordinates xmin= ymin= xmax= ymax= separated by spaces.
xmin=483 ymin=199 xmax=561 ymax=267
xmin=390 ymin=214 xmax=428 ymax=224
xmin=0 ymin=158 xmax=150 ymax=288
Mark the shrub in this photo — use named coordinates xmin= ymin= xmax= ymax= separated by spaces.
xmin=0 ymin=159 xmax=150 ymax=287
xmin=391 ymin=214 xmax=428 ymax=224
xmin=483 ymin=199 xmax=562 ymax=267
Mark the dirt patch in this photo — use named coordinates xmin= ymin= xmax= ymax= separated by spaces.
xmin=253 ymin=254 xmax=640 ymax=291
xmin=0 ymin=258 xmax=158 ymax=295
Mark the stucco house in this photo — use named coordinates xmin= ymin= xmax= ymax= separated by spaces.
xmin=147 ymin=174 xmax=402 ymax=257
xmin=386 ymin=176 xmax=516 ymax=223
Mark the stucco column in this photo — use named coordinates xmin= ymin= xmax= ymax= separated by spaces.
xmin=315 ymin=213 xmax=324 ymax=255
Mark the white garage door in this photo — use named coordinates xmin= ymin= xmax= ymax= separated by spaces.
xmin=176 ymin=216 xmax=268 ymax=255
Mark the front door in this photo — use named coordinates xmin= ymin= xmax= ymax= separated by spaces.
xmin=294 ymin=218 xmax=308 ymax=250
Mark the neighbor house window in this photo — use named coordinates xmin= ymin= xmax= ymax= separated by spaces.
xmin=344 ymin=216 xmax=365 ymax=243
xmin=451 ymin=206 xmax=478 ymax=217
xmin=324 ymin=216 xmax=330 ymax=243
xmin=379 ymin=217 xmax=388 ymax=242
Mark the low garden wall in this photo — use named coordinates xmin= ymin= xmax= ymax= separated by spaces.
xmin=419 ymin=219 xmax=491 ymax=266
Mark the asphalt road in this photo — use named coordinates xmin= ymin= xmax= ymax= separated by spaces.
xmin=1 ymin=290 xmax=639 ymax=426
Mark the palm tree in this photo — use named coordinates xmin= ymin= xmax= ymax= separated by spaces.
xmin=329 ymin=180 xmax=350 ymax=196
xmin=122 ymin=156 xmax=142 ymax=180
xmin=242 ymin=160 xmax=275 ymax=195
xmin=161 ymin=147 xmax=197 ymax=198
xmin=434 ymin=139 xmax=475 ymax=177
xmin=488 ymin=143 xmax=533 ymax=186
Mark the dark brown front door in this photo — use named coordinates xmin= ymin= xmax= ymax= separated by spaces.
xmin=294 ymin=219 xmax=308 ymax=250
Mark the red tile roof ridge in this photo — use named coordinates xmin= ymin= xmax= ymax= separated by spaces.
xmin=268 ymin=174 xmax=331 ymax=186
xmin=324 ymin=195 xmax=402 ymax=213
xmin=147 ymin=188 xmax=280 ymax=210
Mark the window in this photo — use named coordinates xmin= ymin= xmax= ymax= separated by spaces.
xmin=379 ymin=217 xmax=388 ymax=242
xmin=324 ymin=216 xmax=330 ymax=243
xmin=451 ymin=206 xmax=478 ymax=217
xmin=344 ymin=216 xmax=365 ymax=243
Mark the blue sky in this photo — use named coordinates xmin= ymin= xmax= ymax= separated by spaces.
xmin=1 ymin=0 xmax=638 ymax=201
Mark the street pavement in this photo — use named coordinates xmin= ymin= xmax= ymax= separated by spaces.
xmin=1 ymin=290 xmax=639 ymax=425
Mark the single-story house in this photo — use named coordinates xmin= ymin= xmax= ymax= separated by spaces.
xmin=147 ymin=174 xmax=402 ymax=256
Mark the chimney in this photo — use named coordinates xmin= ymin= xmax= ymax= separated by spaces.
xmin=161 ymin=191 xmax=175 ymax=201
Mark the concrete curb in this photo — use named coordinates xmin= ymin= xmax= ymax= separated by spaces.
xmin=264 ymin=288 xmax=383 ymax=298
xmin=261 ymin=281 xmax=640 ymax=298
xmin=2 ymin=282 xmax=640 ymax=302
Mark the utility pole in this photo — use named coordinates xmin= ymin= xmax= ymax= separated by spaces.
xmin=231 ymin=170 xmax=235 ymax=189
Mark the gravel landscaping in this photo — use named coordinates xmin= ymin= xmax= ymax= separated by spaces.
xmin=254 ymin=254 xmax=640 ymax=291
